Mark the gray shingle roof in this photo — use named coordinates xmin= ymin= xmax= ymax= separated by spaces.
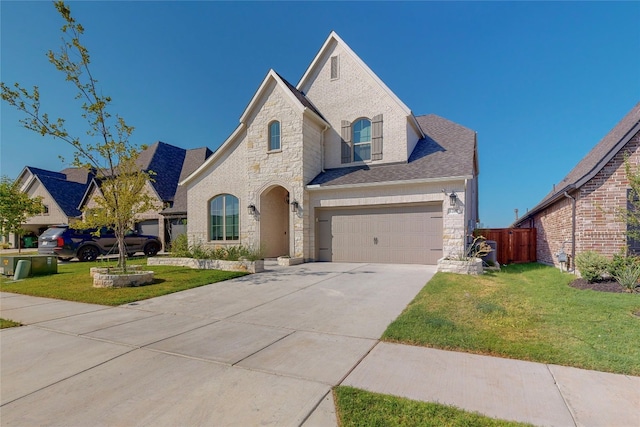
xmin=276 ymin=72 xmax=326 ymax=122
xmin=161 ymin=147 xmax=213 ymax=216
xmin=137 ymin=141 xmax=187 ymax=202
xmin=514 ymin=102 xmax=640 ymax=226
xmin=308 ymin=114 xmax=476 ymax=187
xmin=59 ymin=167 xmax=93 ymax=184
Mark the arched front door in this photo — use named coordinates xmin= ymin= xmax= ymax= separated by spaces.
xmin=259 ymin=185 xmax=290 ymax=258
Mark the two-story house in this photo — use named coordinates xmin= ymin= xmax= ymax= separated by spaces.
xmin=182 ymin=32 xmax=479 ymax=264
xmin=8 ymin=141 xmax=211 ymax=250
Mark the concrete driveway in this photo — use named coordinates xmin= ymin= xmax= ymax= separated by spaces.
xmin=1 ymin=262 xmax=435 ymax=426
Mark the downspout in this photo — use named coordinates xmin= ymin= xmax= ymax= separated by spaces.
xmin=564 ymin=192 xmax=576 ymax=272
xmin=464 ymin=179 xmax=470 ymax=244
xmin=320 ymin=124 xmax=329 ymax=173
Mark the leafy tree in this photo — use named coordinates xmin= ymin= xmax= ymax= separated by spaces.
xmin=1 ymin=1 xmax=157 ymax=270
xmin=0 ymin=176 xmax=45 ymax=252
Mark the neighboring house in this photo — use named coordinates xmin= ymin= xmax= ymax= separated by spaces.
xmin=80 ymin=141 xmax=212 ymax=249
xmin=181 ymin=32 xmax=479 ymax=264
xmin=5 ymin=141 xmax=211 ymax=250
xmin=6 ymin=166 xmax=94 ymax=247
xmin=513 ymin=102 xmax=640 ymax=268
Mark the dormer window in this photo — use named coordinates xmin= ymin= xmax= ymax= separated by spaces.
xmin=268 ymin=121 xmax=281 ymax=151
xmin=353 ymin=118 xmax=371 ymax=161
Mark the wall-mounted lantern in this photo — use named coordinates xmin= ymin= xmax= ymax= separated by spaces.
xmin=290 ymin=200 xmax=299 ymax=213
xmin=247 ymin=204 xmax=257 ymax=216
xmin=449 ymin=191 xmax=457 ymax=207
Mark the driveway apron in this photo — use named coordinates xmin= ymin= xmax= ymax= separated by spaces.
xmin=0 ymin=262 xmax=435 ymax=426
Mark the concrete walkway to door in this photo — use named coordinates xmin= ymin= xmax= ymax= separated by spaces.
xmin=1 ymin=262 xmax=434 ymax=426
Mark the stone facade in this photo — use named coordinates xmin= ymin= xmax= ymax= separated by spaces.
xmin=183 ymin=32 xmax=477 ymax=264
xmin=92 ymin=271 xmax=154 ymax=288
xmin=148 ymin=257 xmax=264 ymax=273
xmin=437 ymin=257 xmax=484 ymax=275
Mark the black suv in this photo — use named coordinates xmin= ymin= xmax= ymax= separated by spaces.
xmin=38 ymin=225 xmax=162 ymax=262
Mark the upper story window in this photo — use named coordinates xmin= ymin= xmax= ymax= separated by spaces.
xmin=269 ymin=121 xmax=281 ymax=151
xmin=42 ymin=205 xmax=49 ymax=215
xmin=330 ymin=55 xmax=339 ymax=80
xmin=341 ymin=115 xmax=383 ymax=164
xmin=209 ymin=194 xmax=239 ymax=241
xmin=352 ymin=118 xmax=371 ymax=161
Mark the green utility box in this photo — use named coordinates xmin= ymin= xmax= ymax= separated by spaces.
xmin=0 ymin=255 xmax=58 ymax=277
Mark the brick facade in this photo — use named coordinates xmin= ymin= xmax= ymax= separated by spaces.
xmin=523 ymin=130 xmax=640 ymax=267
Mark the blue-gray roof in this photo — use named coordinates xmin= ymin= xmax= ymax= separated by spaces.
xmin=137 ymin=142 xmax=187 ymax=202
xmin=25 ymin=167 xmax=92 ymax=218
xmin=37 ymin=175 xmax=88 ymax=217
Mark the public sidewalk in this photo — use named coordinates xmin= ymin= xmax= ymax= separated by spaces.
xmin=342 ymin=341 xmax=640 ymax=427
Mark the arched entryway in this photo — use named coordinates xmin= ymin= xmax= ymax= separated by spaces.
xmin=259 ymin=185 xmax=290 ymax=258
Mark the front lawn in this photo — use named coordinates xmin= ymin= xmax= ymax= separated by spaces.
xmin=383 ymin=263 xmax=640 ymax=375
xmin=0 ymin=258 xmax=247 ymax=306
xmin=334 ymin=387 xmax=531 ymax=427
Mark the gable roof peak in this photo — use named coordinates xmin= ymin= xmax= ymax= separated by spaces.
xmin=513 ymin=101 xmax=640 ymax=227
xmin=297 ymin=31 xmax=424 ymax=138
xmin=239 ymin=69 xmax=327 ymax=125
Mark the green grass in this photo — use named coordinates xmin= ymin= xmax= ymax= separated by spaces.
xmin=0 ymin=318 xmax=21 ymax=329
xmin=334 ymin=387 xmax=531 ymax=427
xmin=383 ymin=263 xmax=640 ymax=375
xmin=0 ymin=258 xmax=247 ymax=306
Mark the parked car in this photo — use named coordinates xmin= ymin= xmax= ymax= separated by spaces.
xmin=38 ymin=225 xmax=162 ymax=262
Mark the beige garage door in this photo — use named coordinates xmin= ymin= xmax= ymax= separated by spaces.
xmin=316 ymin=204 xmax=443 ymax=264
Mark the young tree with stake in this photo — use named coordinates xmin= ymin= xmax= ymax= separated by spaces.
xmin=1 ymin=1 xmax=158 ymax=270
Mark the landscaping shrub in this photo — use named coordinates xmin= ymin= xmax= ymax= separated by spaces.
xmin=607 ymin=252 xmax=640 ymax=279
xmin=613 ymin=264 xmax=640 ymax=292
xmin=168 ymin=235 xmax=264 ymax=262
xmin=575 ymin=251 xmax=609 ymax=283
xmin=169 ymin=234 xmax=190 ymax=257
xmin=189 ymin=241 xmax=210 ymax=259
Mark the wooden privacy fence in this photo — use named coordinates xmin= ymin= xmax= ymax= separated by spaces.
xmin=475 ymin=228 xmax=537 ymax=265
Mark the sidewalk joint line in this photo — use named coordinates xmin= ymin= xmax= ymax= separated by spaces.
xmin=546 ymin=364 xmax=578 ymax=427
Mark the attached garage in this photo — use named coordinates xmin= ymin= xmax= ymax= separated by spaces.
xmin=316 ymin=203 xmax=443 ymax=264
xmin=136 ymin=220 xmax=160 ymax=238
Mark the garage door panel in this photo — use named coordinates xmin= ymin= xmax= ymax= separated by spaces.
xmin=317 ymin=203 xmax=443 ymax=265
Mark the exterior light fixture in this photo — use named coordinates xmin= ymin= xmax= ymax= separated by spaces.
xmin=290 ymin=200 xmax=299 ymax=213
xmin=449 ymin=191 xmax=457 ymax=206
xmin=247 ymin=204 xmax=256 ymax=216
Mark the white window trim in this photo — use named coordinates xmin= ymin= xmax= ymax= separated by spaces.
xmin=268 ymin=120 xmax=281 ymax=152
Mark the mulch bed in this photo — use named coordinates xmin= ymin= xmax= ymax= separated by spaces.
xmin=569 ymin=278 xmax=628 ymax=293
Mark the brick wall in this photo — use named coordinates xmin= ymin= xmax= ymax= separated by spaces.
xmin=526 ymin=130 xmax=640 ymax=267
xmin=577 ymin=132 xmax=640 ymax=256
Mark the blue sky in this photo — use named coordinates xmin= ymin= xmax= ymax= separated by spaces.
xmin=1 ymin=1 xmax=639 ymax=227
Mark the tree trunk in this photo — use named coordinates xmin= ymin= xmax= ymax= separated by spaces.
xmin=116 ymin=229 xmax=127 ymax=271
